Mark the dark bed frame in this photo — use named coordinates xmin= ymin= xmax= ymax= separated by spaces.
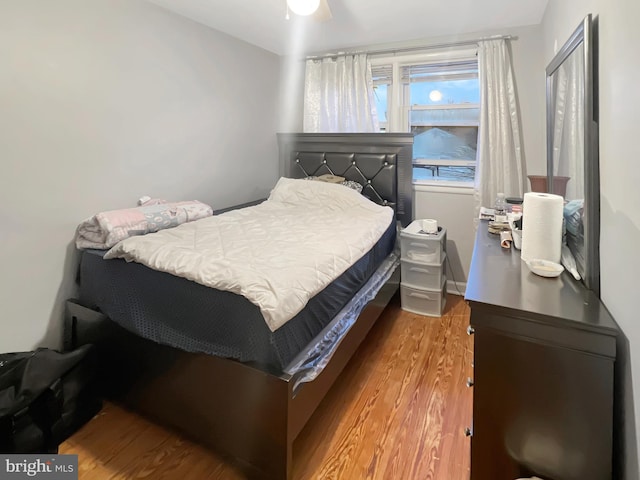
xmin=65 ymin=133 xmax=414 ymax=480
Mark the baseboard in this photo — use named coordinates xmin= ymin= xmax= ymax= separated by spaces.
xmin=447 ymin=279 xmax=467 ymax=296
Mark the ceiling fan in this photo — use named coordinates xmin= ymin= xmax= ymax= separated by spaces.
xmin=286 ymin=0 xmax=333 ymax=22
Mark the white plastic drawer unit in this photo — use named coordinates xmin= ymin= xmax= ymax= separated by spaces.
xmin=400 ymin=222 xmax=446 ymax=264
xmin=401 ymin=256 xmax=446 ymax=290
xmin=400 ymin=281 xmax=447 ymax=317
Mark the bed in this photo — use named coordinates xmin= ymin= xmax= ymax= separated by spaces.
xmin=64 ymin=133 xmax=414 ymax=479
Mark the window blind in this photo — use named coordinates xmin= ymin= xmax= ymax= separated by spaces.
xmin=371 ymin=64 xmax=393 ymax=86
xmin=401 ymin=59 xmax=478 ymax=83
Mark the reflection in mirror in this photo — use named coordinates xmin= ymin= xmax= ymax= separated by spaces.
xmin=551 ymin=43 xmax=584 ymax=201
xmin=546 ymin=14 xmax=599 ymax=295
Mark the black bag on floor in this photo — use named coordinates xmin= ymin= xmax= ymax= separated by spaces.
xmin=0 ymin=345 xmax=102 ymax=453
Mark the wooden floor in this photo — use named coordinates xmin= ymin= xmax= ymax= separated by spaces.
xmin=61 ymin=294 xmax=473 ymax=479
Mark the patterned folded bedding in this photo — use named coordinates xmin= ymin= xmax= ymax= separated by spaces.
xmin=75 ymin=200 xmax=213 ymax=250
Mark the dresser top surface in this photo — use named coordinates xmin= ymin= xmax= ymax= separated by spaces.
xmin=464 ymin=224 xmax=618 ymax=335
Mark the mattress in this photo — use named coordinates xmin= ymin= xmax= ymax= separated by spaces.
xmin=78 ymin=219 xmax=396 ymax=372
xmin=105 ymin=177 xmax=394 ymax=331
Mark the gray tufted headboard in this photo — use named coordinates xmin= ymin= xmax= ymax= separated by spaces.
xmin=277 ymin=133 xmax=414 ymax=227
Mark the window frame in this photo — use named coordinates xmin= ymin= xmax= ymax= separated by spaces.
xmin=371 ymin=49 xmax=480 ymax=188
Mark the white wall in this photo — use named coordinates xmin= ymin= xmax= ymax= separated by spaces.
xmin=542 ymin=1 xmax=640 ymax=477
xmin=0 ymin=0 xmax=281 ymax=353
xmin=413 ymin=186 xmax=475 ymax=292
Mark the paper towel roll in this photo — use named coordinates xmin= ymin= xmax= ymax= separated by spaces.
xmin=521 ymin=192 xmax=564 ymax=263
xmin=421 ymin=219 xmax=438 ymax=234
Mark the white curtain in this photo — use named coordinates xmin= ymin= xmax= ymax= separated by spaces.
xmin=476 ymin=39 xmax=525 ymax=210
xmin=303 ymin=54 xmax=379 ymax=133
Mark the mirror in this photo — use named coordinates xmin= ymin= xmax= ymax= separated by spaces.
xmin=546 ymin=14 xmax=599 ymax=295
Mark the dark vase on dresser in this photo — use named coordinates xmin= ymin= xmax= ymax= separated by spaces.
xmin=465 ymin=225 xmax=619 ymax=480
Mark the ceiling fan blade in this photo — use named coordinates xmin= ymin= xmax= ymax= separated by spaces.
xmin=313 ymin=0 xmax=332 ymax=22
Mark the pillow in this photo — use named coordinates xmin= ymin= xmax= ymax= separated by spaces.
xmin=342 ymin=180 xmax=363 ymax=193
xmin=303 ymin=176 xmax=364 ymax=193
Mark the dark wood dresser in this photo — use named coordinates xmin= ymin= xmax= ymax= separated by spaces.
xmin=465 ymin=224 xmax=619 ymax=480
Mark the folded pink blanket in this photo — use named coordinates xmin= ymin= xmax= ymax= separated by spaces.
xmin=75 ymin=200 xmax=213 ymax=250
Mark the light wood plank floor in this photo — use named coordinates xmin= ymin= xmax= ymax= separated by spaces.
xmin=60 ymin=294 xmax=473 ymax=479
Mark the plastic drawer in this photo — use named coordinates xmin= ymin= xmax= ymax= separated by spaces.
xmin=400 ymin=281 xmax=447 ymax=317
xmin=401 ymin=256 xmax=446 ymax=290
xmin=400 ymin=222 xmax=446 ymax=264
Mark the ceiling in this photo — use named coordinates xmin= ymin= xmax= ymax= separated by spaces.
xmin=147 ymin=0 xmax=549 ymax=56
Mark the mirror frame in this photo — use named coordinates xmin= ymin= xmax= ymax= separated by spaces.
xmin=546 ymin=14 xmax=599 ymax=295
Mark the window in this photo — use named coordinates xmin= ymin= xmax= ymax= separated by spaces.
xmin=372 ymin=64 xmax=392 ymax=132
xmin=372 ymin=51 xmax=480 ymax=186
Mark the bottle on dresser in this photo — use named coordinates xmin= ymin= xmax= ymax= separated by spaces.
xmin=494 ymin=192 xmax=508 ymax=223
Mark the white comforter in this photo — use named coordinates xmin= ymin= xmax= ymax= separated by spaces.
xmin=105 ymin=177 xmax=394 ymax=331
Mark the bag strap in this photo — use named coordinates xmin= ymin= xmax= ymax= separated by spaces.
xmin=45 ymin=379 xmax=67 ymax=443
